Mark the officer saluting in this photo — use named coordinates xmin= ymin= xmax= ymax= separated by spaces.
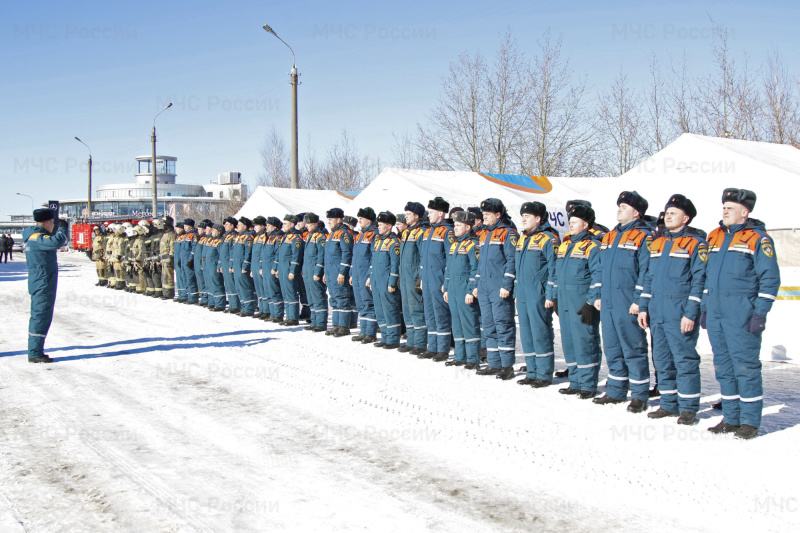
xmin=702 ymin=188 xmax=780 ymax=439
xmin=23 ymin=208 xmax=69 ymax=363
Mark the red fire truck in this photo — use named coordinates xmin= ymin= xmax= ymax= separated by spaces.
xmin=70 ymin=217 xmax=141 ymax=253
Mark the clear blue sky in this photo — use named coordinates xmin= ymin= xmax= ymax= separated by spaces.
xmin=2 ymin=0 xmax=797 ymax=218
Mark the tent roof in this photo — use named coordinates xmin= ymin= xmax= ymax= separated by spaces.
xmin=235 ymin=187 xmax=352 ymax=220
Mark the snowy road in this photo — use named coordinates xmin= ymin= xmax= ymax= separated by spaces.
xmin=1 ymin=254 xmax=798 ymax=532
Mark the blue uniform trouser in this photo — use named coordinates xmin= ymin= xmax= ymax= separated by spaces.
xmin=252 ymin=269 xmax=266 ymax=313
xmin=235 ymin=269 xmax=257 ymax=313
xmin=448 ymin=279 xmax=481 ymax=364
xmin=303 ymin=272 xmax=328 ymax=328
xmin=400 ymin=270 xmax=426 ymax=349
xmin=184 ymin=263 xmax=198 ymax=303
xmin=559 ymin=284 xmax=601 ymax=392
xmin=346 ymin=285 xmax=358 ymax=327
xmin=650 ymin=309 xmax=701 ymax=414
xmin=264 ymin=270 xmax=283 ymax=319
xmin=422 ymin=271 xmax=451 ymax=354
xmin=477 ymin=278 xmax=516 ymax=368
xmin=206 ymin=269 xmax=226 ymax=309
xmin=517 ymin=295 xmax=555 ymax=381
xmin=327 ymin=274 xmax=351 ymax=328
xmin=373 ymin=279 xmax=402 ymax=345
xmin=175 ymin=260 xmax=185 ymax=300
xmin=707 ymin=293 xmax=764 ymax=428
xmin=28 ymin=268 xmax=57 ymax=358
xmin=352 ymin=272 xmax=377 ymax=336
xmin=222 ymin=267 xmax=240 ymax=311
xmin=279 ymin=268 xmax=301 ymax=320
xmin=194 ymin=262 xmax=207 ymax=304
xmin=601 ymin=307 xmax=650 ymax=401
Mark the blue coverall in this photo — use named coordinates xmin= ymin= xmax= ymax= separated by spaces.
xmin=476 ymin=219 xmax=518 ymax=368
xmin=599 ymin=220 xmax=653 ymax=402
xmin=554 ymin=231 xmax=603 ymax=392
xmin=251 ymin=229 xmax=268 ymax=314
xmin=23 ymin=224 xmax=68 ymax=359
xmin=351 ymin=223 xmax=378 ymax=337
xmin=420 ymin=221 xmax=455 ymax=354
xmin=174 ymin=233 xmax=186 ymax=301
xmin=232 ymin=230 xmax=257 ymax=314
xmin=515 ymin=222 xmax=560 ymax=381
xmin=704 ymin=219 xmax=780 ymax=428
xmin=399 ymin=222 xmax=428 ymax=350
xmin=303 ymin=226 xmax=329 ymax=329
xmin=181 ymin=230 xmax=199 ymax=303
xmin=193 ymin=234 xmax=207 ymax=305
xmin=443 ymin=232 xmax=480 ymax=364
xmin=370 ymin=232 xmax=403 ymax=345
xmin=323 ymin=223 xmax=354 ymax=329
xmin=262 ymin=230 xmax=284 ymax=319
xmin=202 ymin=235 xmax=226 ymax=309
xmin=640 ymin=227 xmax=707 ymax=414
xmin=219 ymin=230 xmax=240 ymax=311
xmin=278 ymin=229 xmax=304 ymax=321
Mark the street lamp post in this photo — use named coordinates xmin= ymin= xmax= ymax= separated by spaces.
xmin=152 ymin=103 xmax=173 ymax=217
xmin=16 ymin=192 xmax=34 ymax=213
xmin=263 ymin=23 xmax=299 ymax=189
xmin=74 ymin=137 xmax=92 ymax=219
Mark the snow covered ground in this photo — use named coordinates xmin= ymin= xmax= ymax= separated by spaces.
xmin=1 ymin=253 xmax=799 ymax=532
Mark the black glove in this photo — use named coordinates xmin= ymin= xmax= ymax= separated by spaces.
xmin=553 ymin=299 xmax=558 ymax=316
xmin=577 ymin=302 xmax=595 ymax=325
xmin=187 ymin=259 xmax=194 ymax=269
xmin=58 ymin=219 xmax=68 ymax=228
xmin=699 ymin=311 xmax=707 ymax=330
xmin=746 ymin=313 xmax=766 ymax=334
xmin=414 ymin=277 xmax=422 ymax=294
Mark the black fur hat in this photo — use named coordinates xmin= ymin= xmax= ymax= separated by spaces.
xmin=252 ymin=216 xmax=267 ymax=226
xmin=33 ymin=208 xmax=54 ymax=222
xmin=284 ymin=214 xmax=298 ymax=225
xmin=453 ymin=210 xmax=476 ymax=225
xmin=404 ymin=201 xmax=425 ymax=217
xmin=428 ymin=196 xmax=450 ymax=213
xmin=238 ymin=217 xmax=252 ymax=227
xmin=377 ymin=211 xmax=397 ymax=225
xmin=480 ymin=198 xmax=505 ymax=214
xmin=568 ymin=205 xmax=596 ymax=226
xmin=303 ymin=212 xmax=319 ymax=224
xmin=266 ymin=216 xmax=282 ymax=228
xmin=467 ymin=207 xmax=483 ymax=220
xmin=565 ymin=199 xmax=591 ymax=212
xmin=520 ymin=201 xmax=547 ymax=219
xmin=224 ymin=216 xmax=238 ymax=226
xmin=722 ymin=188 xmax=756 ymax=212
xmin=326 ymin=207 xmax=344 ymax=218
xmin=617 ymin=191 xmax=648 ymax=218
xmin=665 ymin=194 xmax=697 ymax=222
xmin=357 ymin=207 xmax=376 ymax=222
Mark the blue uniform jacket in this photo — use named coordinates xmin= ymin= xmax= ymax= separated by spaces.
xmin=370 ymin=233 xmax=401 ymax=288
xmin=554 ymin=230 xmax=602 ymax=305
xmin=443 ymin=232 xmax=479 ymax=295
xmin=324 ymin=223 xmax=353 ymax=279
xmin=640 ymin=227 xmax=707 ymax=322
xmin=514 ymin=222 xmax=560 ymax=302
xmin=278 ymin=229 xmax=304 ymax=275
xmin=182 ymin=230 xmax=197 ymax=266
xmin=400 ymin=222 xmax=428 ymax=280
xmin=232 ymin=230 xmax=254 ymax=273
xmin=476 ymin=219 xmax=518 ymax=293
xmin=304 ymin=226 xmax=327 ymax=279
xmin=420 ymin=221 xmax=455 ymax=280
xmin=352 ymin=222 xmax=378 ymax=281
xmin=23 ymin=225 xmax=68 ymax=274
xmin=599 ymin=220 xmax=653 ymax=306
xmin=218 ymin=230 xmax=237 ymax=272
xmin=703 ymin=218 xmax=780 ymax=316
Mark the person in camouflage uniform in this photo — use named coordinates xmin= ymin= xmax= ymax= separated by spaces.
xmin=91 ymin=226 xmax=107 ymax=286
xmin=159 ymin=216 xmax=177 ymax=300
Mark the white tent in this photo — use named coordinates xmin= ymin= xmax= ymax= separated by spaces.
xmin=576 ymin=133 xmax=800 ymax=232
xmin=348 ymin=168 xmax=596 ymax=236
xmin=235 ymin=186 xmax=353 ymax=221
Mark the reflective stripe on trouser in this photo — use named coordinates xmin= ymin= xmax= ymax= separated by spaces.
xmin=175 ymin=260 xmax=185 ymax=300
xmin=264 ymin=271 xmax=283 ymax=319
xmin=650 ymin=313 xmax=701 ymax=414
xmin=373 ymin=277 xmax=402 ymax=345
xmin=352 ymin=271 xmax=377 ymax=336
xmin=235 ymin=270 xmax=257 ymax=314
xmin=422 ymin=271 xmax=452 ymax=354
xmin=252 ymin=269 xmax=266 ymax=313
xmin=517 ymin=296 xmax=555 ymax=381
xmin=150 ymin=264 xmax=162 ymax=294
xmin=400 ymin=271 xmax=426 ymax=349
xmin=183 ymin=263 xmax=198 ymax=302
xmin=707 ymin=293 xmax=764 ymax=428
xmin=303 ymin=273 xmax=328 ymax=328
xmin=279 ymin=269 xmax=302 ymax=321
xmin=477 ymin=279 xmax=516 ymax=368
xmin=222 ymin=267 xmax=240 ymax=310
xmin=205 ymin=268 xmax=226 ymax=309
xmin=558 ymin=284 xmax=601 ymax=392
xmin=327 ymin=280 xmax=351 ymax=328
xmin=601 ymin=307 xmax=650 ymax=401
xmin=347 ymin=284 xmax=358 ymax=327
xmin=448 ymin=278 xmax=480 ymax=364
xmin=193 ymin=262 xmax=206 ymax=303
xmin=161 ymin=264 xmax=174 ymax=298
xmin=28 ymin=271 xmax=57 ymax=358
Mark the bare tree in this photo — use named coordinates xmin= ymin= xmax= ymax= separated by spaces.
xmin=520 ymin=30 xmax=596 ymax=176
xmin=258 ymin=125 xmax=290 ymax=187
xmin=666 ymin=51 xmax=698 ymax=136
xmin=390 ymin=131 xmax=422 ymax=169
xmin=763 ymin=51 xmax=800 ymax=145
xmin=645 ymin=53 xmax=669 ymax=152
xmin=596 ymin=69 xmax=648 ymax=176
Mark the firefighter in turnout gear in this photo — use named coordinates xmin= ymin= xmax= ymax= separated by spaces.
xmin=638 ymin=195 xmax=707 ymax=426
xmin=702 ymin=188 xmax=780 ymax=439
xmin=148 ymin=219 xmax=164 ymax=297
xmin=91 ymin=226 xmax=107 ymax=286
xmin=159 ymin=216 xmax=176 ymax=299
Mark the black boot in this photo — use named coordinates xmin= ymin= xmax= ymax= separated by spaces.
xmin=517 ymin=377 xmax=537 ymax=386
xmin=325 ymin=327 xmax=339 ymax=336
xmin=416 ymin=350 xmax=436 ymax=360
xmin=360 ymin=335 xmax=377 ymax=344
xmin=677 ymin=411 xmax=697 ymax=425
xmin=708 ymin=421 xmax=740 ymax=434
xmin=397 ymin=345 xmax=413 ymax=353
xmin=333 ymin=327 xmax=350 ymax=338
xmin=627 ymin=399 xmax=648 ymax=413
xmin=531 ymin=379 xmax=552 ymax=389
xmin=383 ymin=343 xmax=399 ymax=350
xmin=593 ymin=395 xmax=624 ymax=405
xmin=578 ymin=390 xmax=596 ymax=400
xmin=558 ymin=387 xmax=580 ymax=395
xmin=464 ymin=363 xmax=480 ymax=370
xmin=554 ymin=368 xmax=569 ymax=378
xmin=445 ymin=360 xmax=466 ymax=366
xmin=734 ymin=424 xmax=758 ymax=440
xmin=648 ymin=408 xmax=679 ymax=419
xmin=495 ymin=367 xmax=515 ymax=380
xmin=476 ymin=366 xmax=500 ymax=376
xmin=373 ymin=341 xmax=386 ymax=348
xmin=351 ymin=334 xmax=366 ymax=342
xmin=432 ymin=352 xmax=449 ymax=362
xmin=518 ymin=365 xmax=527 ymax=373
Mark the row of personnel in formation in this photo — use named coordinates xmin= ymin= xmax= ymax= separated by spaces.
xmin=90 ymin=187 xmax=780 ymax=439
